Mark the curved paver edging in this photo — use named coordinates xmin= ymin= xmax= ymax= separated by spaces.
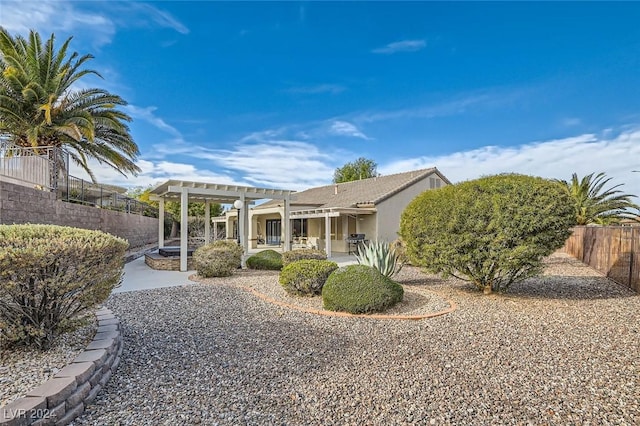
xmin=0 ymin=308 xmax=123 ymax=426
xmin=242 ymin=285 xmax=458 ymax=320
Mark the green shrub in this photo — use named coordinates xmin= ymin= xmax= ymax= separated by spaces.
xmin=322 ymin=265 xmax=404 ymax=314
xmin=246 ymin=249 xmax=283 ymax=270
xmin=355 ymin=240 xmax=403 ymax=277
xmin=279 ymin=259 xmax=338 ymax=296
xmin=400 ymin=173 xmax=575 ymax=294
xmin=0 ymin=224 xmax=128 ymax=349
xmin=193 ymin=240 xmax=243 ymax=278
xmin=282 ymin=248 xmax=327 ymax=267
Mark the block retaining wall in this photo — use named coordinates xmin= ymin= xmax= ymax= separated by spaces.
xmin=0 ymin=308 xmax=122 ymax=426
xmin=0 ymin=178 xmax=158 ymax=249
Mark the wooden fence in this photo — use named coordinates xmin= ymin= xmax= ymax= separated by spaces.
xmin=563 ymin=226 xmax=640 ymax=292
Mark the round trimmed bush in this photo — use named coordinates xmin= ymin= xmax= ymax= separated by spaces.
xmin=193 ymin=240 xmax=243 ymax=278
xmin=282 ymin=248 xmax=327 ymax=267
xmin=246 ymin=249 xmax=283 ymax=270
xmin=322 ymin=265 xmax=404 ymax=314
xmin=0 ymin=224 xmax=128 ymax=349
xmin=279 ymin=259 xmax=338 ymax=296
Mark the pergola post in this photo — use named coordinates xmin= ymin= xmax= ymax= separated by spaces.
xmin=241 ymin=196 xmax=249 ymax=264
xmin=204 ymin=200 xmax=211 ymax=244
xmin=180 ymin=187 xmax=189 ymax=272
xmin=158 ymin=198 xmax=165 ymax=249
xmin=283 ymin=195 xmax=291 ymax=251
xmin=325 ymin=212 xmax=332 ymax=258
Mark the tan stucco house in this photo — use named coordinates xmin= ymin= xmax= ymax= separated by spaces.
xmin=215 ymin=167 xmax=450 ymax=256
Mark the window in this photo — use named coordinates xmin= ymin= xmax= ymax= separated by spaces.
xmin=429 ymin=177 xmax=442 ymax=189
xmin=292 ymin=218 xmax=308 ymax=237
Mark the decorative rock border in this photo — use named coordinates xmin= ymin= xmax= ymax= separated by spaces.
xmin=0 ymin=308 xmax=123 ymax=426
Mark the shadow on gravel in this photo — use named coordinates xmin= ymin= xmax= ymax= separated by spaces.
xmin=506 ymin=275 xmax=637 ymax=301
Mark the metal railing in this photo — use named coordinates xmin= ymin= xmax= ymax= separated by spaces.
xmin=0 ymin=141 xmax=157 ymax=217
xmin=56 ymin=174 xmax=159 ymax=217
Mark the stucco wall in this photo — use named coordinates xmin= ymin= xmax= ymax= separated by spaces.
xmin=375 ymin=174 xmax=447 ymax=242
xmin=0 ymin=178 xmax=158 ymax=249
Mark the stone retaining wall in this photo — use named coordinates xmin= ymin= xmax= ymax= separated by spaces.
xmin=145 ymin=252 xmax=194 ymax=270
xmin=0 ymin=178 xmax=158 ymax=249
xmin=0 ymin=308 xmax=122 ymax=426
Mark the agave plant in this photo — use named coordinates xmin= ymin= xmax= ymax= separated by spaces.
xmin=355 ymin=240 xmax=403 ymax=278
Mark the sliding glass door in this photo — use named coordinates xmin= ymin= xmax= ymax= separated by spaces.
xmin=266 ymin=219 xmax=281 ymax=245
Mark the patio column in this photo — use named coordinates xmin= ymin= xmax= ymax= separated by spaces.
xmin=180 ymin=187 xmax=189 ymax=272
xmin=325 ymin=212 xmax=332 ymax=258
xmin=204 ymin=200 xmax=211 ymax=244
xmin=241 ymin=196 xmax=249 ymax=264
xmin=158 ymin=198 xmax=165 ymax=249
xmin=248 ymin=212 xmax=254 ymax=249
xmin=283 ymin=195 xmax=291 ymax=251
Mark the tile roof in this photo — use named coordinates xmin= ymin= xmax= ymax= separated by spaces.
xmin=257 ymin=167 xmax=447 ymax=210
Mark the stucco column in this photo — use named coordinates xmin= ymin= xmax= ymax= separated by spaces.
xmin=241 ymin=196 xmax=249 ymax=264
xmin=158 ymin=198 xmax=165 ymax=249
xmin=325 ymin=213 xmax=332 ymax=258
xmin=342 ymin=214 xmax=348 ymax=241
xmin=283 ymin=196 xmax=291 ymax=251
xmin=204 ymin=200 xmax=211 ymax=244
xmin=180 ymin=187 xmax=189 ymax=272
xmin=248 ymin=211 xmax=255 ymax=249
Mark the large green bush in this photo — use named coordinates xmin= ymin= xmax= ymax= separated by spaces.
xmin=0 ymin=224 xmax=128 ymax=349
xmin=400 ymin=173 xmax=575 ymax=294
xmin=282 ymin=249 xmax=327 ymax=267
xmin=322 ymin=265 xmax=404 ymax=314
xmin=193 ymin=240 xmax=243 ymax=278
xmin=279 ymin=259 xmax=338 ymax=296
xmin=246 ymin=249 xmax=283 ymax=270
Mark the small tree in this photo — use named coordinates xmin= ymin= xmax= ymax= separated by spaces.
xmin=400 ymin=174 xmax=575 ymax=294
xmin=333 ymin=157 xmax=378 ymax=183
xmin=130 ymin=186 xmax=222 ymax=238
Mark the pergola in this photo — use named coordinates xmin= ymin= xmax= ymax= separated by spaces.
xmin=149 ymin=180 xmax=294 ymax=271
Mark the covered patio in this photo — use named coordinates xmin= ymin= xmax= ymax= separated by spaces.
xmin=149 ymin=180 xmax=294 ymax=271
xmin=288 ymin=207 xmax=375 ymax=257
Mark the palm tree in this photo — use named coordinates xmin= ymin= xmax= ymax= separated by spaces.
xmin=556 ymin=172 xmax=639 ymax=225
xmin=0 ymin=28 xmax=140 ymax=181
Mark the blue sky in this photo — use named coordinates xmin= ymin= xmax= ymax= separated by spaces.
xmin=3 ymin=1 xmax=640 ymax=196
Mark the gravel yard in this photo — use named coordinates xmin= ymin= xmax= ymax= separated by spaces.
xmin=1 ymin=316 xmax=96 ymax=406
xmin=74 ymin=253 xmax=639 ymax=425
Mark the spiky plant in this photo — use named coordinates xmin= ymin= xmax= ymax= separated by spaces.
xmin=556 ymin=172 xmax=639 ymax=225
xmin=0 ymin=28 xmax=140 ymax=181
xmin=355 ymin=240 xmax=402 ymax=278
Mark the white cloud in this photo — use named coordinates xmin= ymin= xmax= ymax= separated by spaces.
xmin=329 ymin=121 xmax=370 ymax=140
xmin=70 ymin=158 xmax=242 ymax=189
xmin=2 ymin=1 xmax=116 ymax=46
xmin=356 ymin=89 xmax=526 ymax=124
xmin=379 ymin=128 xmax=640 ymax=200
xmin=285 ymin=84 xmax=346 ymax=95
xmin=562 ymin=117 xmax=582 ymax=127
xmin=192 ymin=141 xmax=337 ymax=190
xmin=124 ymin=105 xmax=184 ymax=141
xmin=1 ymin=1 xmax=188 ymax=47
xmin=372 ymin=39 xmax=426 ymax=54
xmin=128 ymin=3 xmax=190 ymax=34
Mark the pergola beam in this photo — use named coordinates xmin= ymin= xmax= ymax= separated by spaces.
xmin=149 ymin=179 xmax=295 ymax=272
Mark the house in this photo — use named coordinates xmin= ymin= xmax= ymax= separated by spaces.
xmin=218 ymin=167 xmax=450 ymax=256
